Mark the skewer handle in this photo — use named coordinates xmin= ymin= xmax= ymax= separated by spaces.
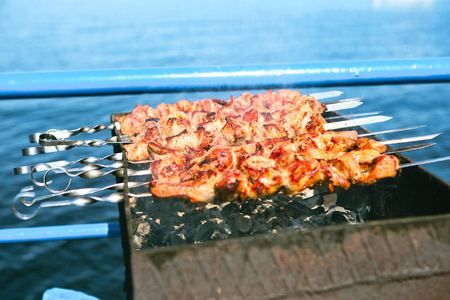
xmin=29 ymin=123 xmax=119 ymax=143
xmin=38 ymin=133 xmax=131 ymax=147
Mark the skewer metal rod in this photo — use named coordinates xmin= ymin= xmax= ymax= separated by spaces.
xmin=1 ymin=57 xmax=450 ymax=99
xmin=0 ymin=222 xmax=120 ymax=243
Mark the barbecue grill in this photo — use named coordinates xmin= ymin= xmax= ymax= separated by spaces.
xmin=110 ymin=110 xmax=450 ymax=300
xmin=4 ymin=58 xmax=450 ymax=299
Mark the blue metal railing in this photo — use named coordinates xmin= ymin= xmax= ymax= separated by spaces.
xmin=1 ymin=57 xmax=450 ymax=99
xmin=0 ymin=223 xmax=120 ymax=243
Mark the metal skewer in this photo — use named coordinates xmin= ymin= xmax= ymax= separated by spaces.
xmin=400 ymin=156 xmax=450 ymax=168
xmin=30 ymin=161 xmax=125 ymax=190
xmin=40 ymin=166 xmax=152 ymax=193
xmin=11 ymin=186 xmax=126 ymax=220
xmin=14 ymin=153 xmax=150 ymax=176
xmin=16 ymin=182 xmax=148 ymax=207
xmin=380 ymin=133 xmax=442 ymax=145
xmin=325 ymin=101 xmax=362 ymax=111
xmin=28 ymin=123 xmax=119 ymax=143
xmin=35 ymin=106 xmax=372 ymax=148
xmin=38 ymin=134 xmax=131 ymax=147
xmin=325 ymin=111 xmax=381 ymax=121
xmin=322 ymin=115 xmax=392 ymax=131
xmin=383 ymin=143 xmax=435 ymax=155
xmin=12 ymin=181 xmax=154 ymax=220
xmin=359 ymin=125 xmax=427 ymax=137
xmin=323 ymin=97 xmax=364 ymax=105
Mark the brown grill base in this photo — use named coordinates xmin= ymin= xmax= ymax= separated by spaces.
xmin=130 ymin=215 xmax=450 ymax=300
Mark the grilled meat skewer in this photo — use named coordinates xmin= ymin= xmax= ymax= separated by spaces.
xmin=13 ymin=126 xmax=431 ymax=176
xmin=19 ymin=131 xmax=440 ymax=195
xmin=27 ymin=90 xmax=350 ymax=143
xmin=12 ymin=155 xmax=450 ymax=220
xmin=117 ymin=90 xmax=363 ymax=161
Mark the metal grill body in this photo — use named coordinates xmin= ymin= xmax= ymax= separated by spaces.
xmin=111 ymin=113 xmax=450 ymax=299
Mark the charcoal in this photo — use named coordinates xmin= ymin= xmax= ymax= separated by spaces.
xmin=161 ymin=230 xmax=177 ymax=245
xmin=235 ymin=215 xmax=253 ymax=233
xmin=182 ymin=208 xmax=208 ymax=225
xmin=168 ymin=214 xmax=185 ymax=228
xmin=150 ymin=224 xmax=171 ymax=244
xmin=253 ymin=214 xmax=269 ymax=225
xmin=284 ymin=200 xmax=313 ymax=218
xmin=322 ymin=194 xmax=337 ymax=211
xmin=330 ymin=206 xmax=360 ymax=224
xmin=134 ymin=222 xmax=150 ymax=237
xmin=261 ymin=204 xmax=276 ymax=219
xmin=180 ymin=222 xmax=196 ymax=233
xmin=131 ymin=216 xmax=143 ymax=228
xmin=239 ymin=201 xmax=256 ymax=215
xmin=311 ymin=206 xmax=326 ymax=215
xmin=205 ymin=204 xmax=222 ymax=219
xmin=172 ymin=200 xmax=189 ymax=212
xmin=194 ymin=220 xmax=218 ymax=242
xmin=129 ymin=179 xmax=370 ymax=250
xmin=252 ymin=223 xmax=269 ymax=234
xmin=170 ymin=233 xmax=187 ymax=246
xmin=220 ymin=201 xmax=240 ymax=214
xmin=331 ymin=210 xmax=351 ymax=224
xmin=211 ymin=231 xmax=228 ymax=241
xmin=217 ymin=221 xmax=232 ymax=236
xmin=271 ymin=217 xmax=288 ymax=230
xmin=136 ymin=198 xmax=151 ymax=214
xmin=227 ymin=212 xmax=241 ymax=224
xmin=302 ymin=195 xmax=324 ymax=209
xmin=185 ymin=230 xmax=197 ymax=244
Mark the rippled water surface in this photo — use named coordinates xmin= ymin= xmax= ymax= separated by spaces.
xmin=1 ymin=1 xmax=449 ymax=299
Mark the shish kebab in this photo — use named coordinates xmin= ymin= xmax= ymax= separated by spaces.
xmin=117 ymin=90 xmax=374 ymax=161
xmin=30 ymin=131 xmax=440 ymax=198
xmin=25 ymin=90 xmax=366 ymax=156
xmin=19 ymin=89 xmax=392 ymax=174
xmin=15 ymin=89 xmax=443 ymax=199
xmin=14 ymin=132 xmax=434 ymax=177
xmin=15 ymin=157 xmax=450 ymax=221
xmin=12 ymin=130 xmax=447 ymax=206
xmin=28 ymin=90 xmax=347 ymax=142
xmin=12 ymin=153 xmax=450 ymax=220
xmin=111 ymin=89 xmax=444 ymax=203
